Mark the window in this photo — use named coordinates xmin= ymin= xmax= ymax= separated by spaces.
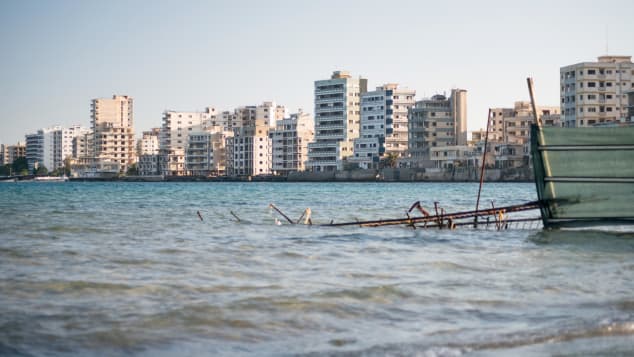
xmin=587 ymin=82 xmax=596 ymax=87
xmin=588 ymin=69 xmax=596 ymax=75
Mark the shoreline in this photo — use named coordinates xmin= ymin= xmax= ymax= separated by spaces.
xmin=63 ymin=167 xmax=534 ymax=183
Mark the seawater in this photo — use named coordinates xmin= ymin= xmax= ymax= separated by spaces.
xmin=1 ymin=182 xmax=633 ymax=356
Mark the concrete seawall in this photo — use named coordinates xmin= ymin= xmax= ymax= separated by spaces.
xmin=69 ymin=167 xmax=533 ymax=182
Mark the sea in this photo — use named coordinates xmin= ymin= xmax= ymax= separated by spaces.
xmin=1 ymin=181 xmax=633 ymax=356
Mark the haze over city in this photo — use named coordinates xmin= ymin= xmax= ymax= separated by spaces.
xmin=1 ymin=0 xmax=633 ymax=145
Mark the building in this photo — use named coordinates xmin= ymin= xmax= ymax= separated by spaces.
xmin=352 ymin=84 xmax=415 ymax=169
xmin=489 ymin=101 xmax=561 ymax=168
xmin=490 ymin=102 xmax=561 ymax=145
xmin=306 ymin=71 xmax=367 ymax=172
xmin=560 ymin=55 xmax=634 ymax=127
xmin=429 ymin=145 xmax=479 ymax=170
xmin=25 ymin=126 xmax=62 ymax=172
xmin=185 ymin=130 xmax=233 ymax=176
xmin=257 ymin=101 xmax=288 ymax=128
xmin=138 ymin=128 xmax=160 ymax=156
xmin=160 ymin=107 xmax=218 ymax=176
xmin=91 ymin=95 xmax=136 ymax=173
xmin=271 ymin=110 xmax=314 ymax=175
xmin=407 ymin=89 xmax=467 ymax=166
xmin=229 ymin=119 xmax=271 ymax=176
xmin=136 ymin=128 xmax=161 ymax=176
xmin=7 ymin=142 xmax=26 ymax=165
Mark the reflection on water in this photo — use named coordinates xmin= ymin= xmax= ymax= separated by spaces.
xmin=0 ymin=182 xmax=633 ymax=355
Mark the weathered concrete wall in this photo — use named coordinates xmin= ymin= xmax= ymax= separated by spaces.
xmin=288 ymin=167 xmax=533 ymax=182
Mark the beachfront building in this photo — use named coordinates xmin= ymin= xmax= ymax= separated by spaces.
xmin=560 ymin=55 xmax=634 ymax=127
xmin=185 ymin=130 xmax=233 ymax=176
xmin=271 ymin=110 xmax=314 ymax=175
xmin=351 ymin=84 xmax=415 ymax=169
xmin=407 ymin=89 xmax=467 ymax=166
xmin=160 ymin=107 xmax=218 ymax=176
xmin=62 ymin=125 xmax=90 ymax=163
xmin=1 ymin=142 xmax=26 ymax=166
xmin=25 ymin=126 xmax=62 ymax=172
xmin=429 ymin=145 xmax=479 ymax=170
xmin=488 ymin=101 xmax=561 ymax=168
xmin=91 ymin=95 xmax=136 ymax=173
xmin=490 ymin=101 xmax=561 ymax=145
xmin=306 ymin=71 xmax=367 ymax=172
xmin=228 ymin=118 xmax=271 ymax=176
xmin=0 ymin=143 xmax=25 ymax=166
xmin=136 ymin=128 xmax=161 ymax=176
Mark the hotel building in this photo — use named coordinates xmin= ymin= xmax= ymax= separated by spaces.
xmin=352 ymin=84 xmax=415 ymax=169
xmin=160 ymin=107 xmax=218 ymax=176
xmin=25 ymin=126 xmax=62 ymax=172
xmin=91 ymin=95 xmax=136 ymax=173
xmin=307 ymin=71 xmax=367 ymax=172
xmin=560 ymin=55 xmax=634 ymax=127
xmin=271 ymin=110 xmax=314 ymax=175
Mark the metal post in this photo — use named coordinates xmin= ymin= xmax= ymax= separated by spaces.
xmin=474 ymin=109 xmax=492 ymax=227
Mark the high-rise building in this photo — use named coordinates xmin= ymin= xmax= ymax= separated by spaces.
xmin=25 ymin=126 xmax=62 ymax=172
xmin=160 ymin=107 xmax=217 ymax=176
xmin=271 ymin=110 xmax=314 ymax=175
xmin=307 ymin=71 xmax=367 ymax=172
xmin=408 ymin=89 xmax=467 ymax=164
xmin=352 ymin=84 xmax=416 ymax=169
xmin=91 ymin=95 xmax=136 ymax=172
xmin=136 ymin=128 xmax=161 ymax=176
xmin=185 ymin=130 xmax=233 ymax=176
xmin=560 ymin=55 xmax=634 ymax=127
xmin=62 ymin=125 xmax=90 ymax=162
xmin=229 ymin=118 xmax=271 ymax=176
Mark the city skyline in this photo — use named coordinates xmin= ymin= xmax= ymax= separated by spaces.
xmin=2 ymin=0 xmax=634 ymax=145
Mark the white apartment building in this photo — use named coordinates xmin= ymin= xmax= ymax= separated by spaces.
xmin=560 ymin=55 xmax=634 ymax=127
xmin=185 ymin=130 xmax=233 ymax=176
xmin=408 ymin=89 xmax=467 ymax=165
xmin=91 ymin=95 xmax=136 ymax=173
xmin=136 ymin=128 xmax=161 ymax=176
xmin=25 ymin=126 xmax=62 ymax=172
xmin=160 ymin=107 xmax=218 ymax=176
xmin=62 ymin=125 xmax=90 ymax=162
xmin=229 ymin=119 xmax=271 ymax=176
xmin=307 ymin=71 xmax=367 ymax=172
xmin=271 ymin=111 xmax=314 ymax=175
xmin=139 ymin=128 xmax=160 ymax=155
xmin=352 ymin=84 xmax=415 ymax=169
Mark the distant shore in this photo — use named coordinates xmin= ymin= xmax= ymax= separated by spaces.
xmin=62 ymin=167 xmax=533 ymax=183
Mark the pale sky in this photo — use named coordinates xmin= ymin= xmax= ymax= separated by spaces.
xmin=1 ymin=0 xmax=633 ymax=145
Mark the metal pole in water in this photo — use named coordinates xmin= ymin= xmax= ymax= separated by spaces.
xmin=474 ymin=109 xmax=492 ymax=228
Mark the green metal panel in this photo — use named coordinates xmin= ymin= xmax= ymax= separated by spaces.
xmin=531 ymin=124 xmax=634 ymax=228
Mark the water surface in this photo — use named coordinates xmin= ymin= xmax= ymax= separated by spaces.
xmin=1 ymin=182 xmax=633 ymax=356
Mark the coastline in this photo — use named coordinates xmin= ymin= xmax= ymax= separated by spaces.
xmin=64 ymin=167 xmax=534 ymax=183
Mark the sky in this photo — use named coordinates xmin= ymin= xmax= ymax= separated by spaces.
xmin=1 ymin=0 xmax=633 ymax=145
